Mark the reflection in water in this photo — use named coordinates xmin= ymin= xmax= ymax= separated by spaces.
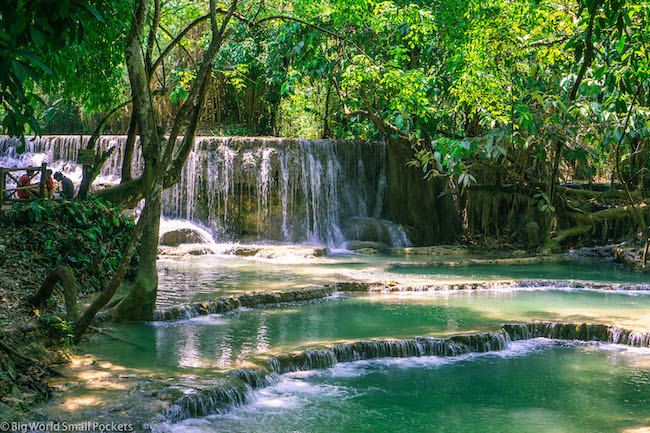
xmin=83 ymin=290 xmax=650 ymax=372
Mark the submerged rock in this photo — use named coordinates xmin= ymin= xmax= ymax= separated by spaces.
xmin=232 ymin=246 xmax=262 ymax=256
xmin=158 ymin=244 xmax=214 ymax=256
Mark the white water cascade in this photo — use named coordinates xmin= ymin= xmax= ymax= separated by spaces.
xmin=0 ymin=135 xmax=411 ymax=248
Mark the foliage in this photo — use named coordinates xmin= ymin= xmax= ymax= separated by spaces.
xmin=0 ymin=0 xmax=112 ymax=142
xmin=0 ymin=199 xmax=137 ymax=292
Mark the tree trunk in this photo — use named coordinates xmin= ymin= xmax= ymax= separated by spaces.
xmin=78 ymin=147 xmax=116 ymax=199
xmin=108 ymin=185 xmax=162 ymax=321
xmin=121 ymin=112 xmax=138 ymax=183
xmin=73 ymin=201 xmax=150 ymax=341
xmin=322 ymin=79 xmax=332 ymax=139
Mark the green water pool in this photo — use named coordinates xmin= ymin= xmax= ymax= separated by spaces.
xmin=387 ymin=260 xmax=650 ymax=284
xmin=165 ymin=340 xmax=650 ymax=433
xmin=49 ymin=253 xmax=650 ymax=432
xmin=84 ymin=289 xmax=650 ymax=371
xmin=155 ymin=253 xmax=647 ymax=307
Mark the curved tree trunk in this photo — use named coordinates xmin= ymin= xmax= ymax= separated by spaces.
xmin=31 ymin=265 xmax=78 ymax=323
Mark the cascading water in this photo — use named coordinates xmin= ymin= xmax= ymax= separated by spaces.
xmin=0 ymin=135 xmax=144 ymax=187
xmin=0 ymin=135 xmax=411 ymax=248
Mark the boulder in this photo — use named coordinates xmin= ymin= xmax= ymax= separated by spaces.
xmin=159 ymin=228 xmax=205 ymax=246
xmin=355 ymin=248 xmax=379 ymax=254
xmin=345 ymin=240 xmax=389 ymax=252
xmin=344 ymin=217 xmax=390 ymax=243
xmin=233 ymin=246 xmax=263 ymax=256
xmin=343 ymin=217 xmax=411 ymax=247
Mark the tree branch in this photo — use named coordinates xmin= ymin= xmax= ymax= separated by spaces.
xmin=569 ymin=2 xmax=599 ymax=101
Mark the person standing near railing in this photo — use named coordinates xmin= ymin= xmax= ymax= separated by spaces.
xmin=17 ymin=170 xmax=39 ymax=199
xmin=45 ymin=169 xmax=55 ymax=199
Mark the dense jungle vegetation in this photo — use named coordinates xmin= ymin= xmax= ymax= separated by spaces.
xmin=0 ymin=0 xmax=649 ymax=332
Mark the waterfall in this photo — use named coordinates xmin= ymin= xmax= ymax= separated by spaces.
xmin=0 ymin=135 xmax=410 ymax=248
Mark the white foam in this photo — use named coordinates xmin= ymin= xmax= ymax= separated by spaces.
xmin=152 ymin=315 xmax=229 ymax=327
xmin=584 ymin=342 xmax=650 ymax=355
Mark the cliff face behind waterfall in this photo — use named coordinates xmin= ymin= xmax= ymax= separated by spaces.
xmin=0 ymin=136 xmax=460 ymax=247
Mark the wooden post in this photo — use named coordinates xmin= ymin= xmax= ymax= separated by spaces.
xmin=0 ymin=168 xmax=5 ymax=207
xmin=39 ymin=162 xmax=47 ymax=199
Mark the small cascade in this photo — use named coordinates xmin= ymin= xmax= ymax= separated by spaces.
xmin=0 ymin=135 xmax=400 ymax=248
xmin=168 ymin=383 xmax=249 ymax=422
xmin=501 ymin=322 xmax=650 ymax=347
xmin=151 ymin=281 xmax=650 ymax=323
xmin=269 ymin=331 xmax=511 ymax=374
xmin=228 ymin=367 xmax=279 ymax=389
xmin=331 ymin=280 xmax=650 ymax=293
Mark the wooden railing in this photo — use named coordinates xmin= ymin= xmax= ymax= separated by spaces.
xmin=0 ymin=162 xmax=48 ymax=206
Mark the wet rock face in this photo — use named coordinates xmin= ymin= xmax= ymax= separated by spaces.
xmin=159 ymin=228 xmax=205 ymax=246
xmin=521 ymin=221 xmax=541 ymax=248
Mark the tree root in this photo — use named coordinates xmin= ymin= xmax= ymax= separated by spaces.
xmin=542 ymin=204 xmax=649 ymax=252
xmin=30 ymin=265 xmax=79 ymax=323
